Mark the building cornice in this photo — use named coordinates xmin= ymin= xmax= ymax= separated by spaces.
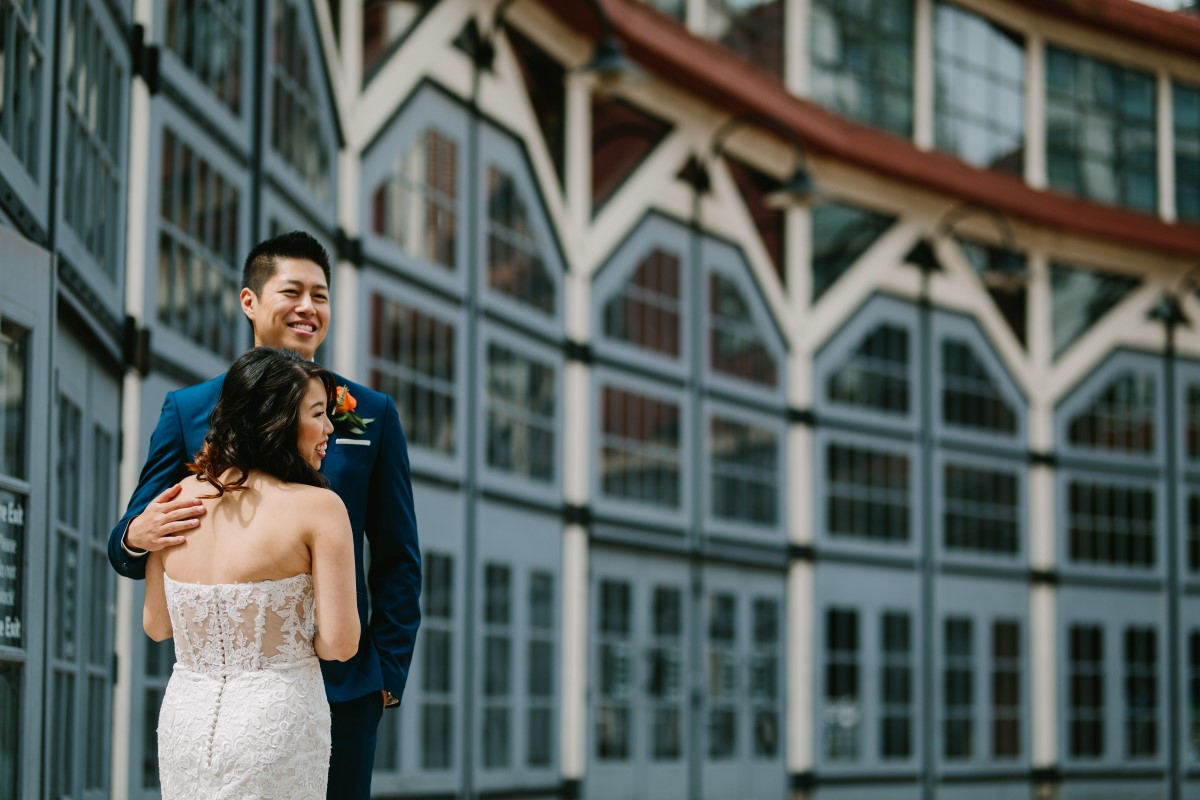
xmin=549 ymin=0 xmax=1200 ymax=261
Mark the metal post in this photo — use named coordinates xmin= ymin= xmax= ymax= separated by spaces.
xmin=1163 ymin=310 xmax=1181 ymax=800
xmin=918 ymin=265 xmax=936 ymax=800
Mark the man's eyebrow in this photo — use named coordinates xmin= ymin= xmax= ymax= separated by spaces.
xmin=278 ymin=279 xmax=329 ymax=291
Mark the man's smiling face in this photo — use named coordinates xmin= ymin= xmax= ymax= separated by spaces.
xmin=239 ymin=258 xmax=330 ymax=360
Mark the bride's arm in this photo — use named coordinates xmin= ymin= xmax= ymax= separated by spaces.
xmin=143 ymin=553 xmax=173 ymax=641
xmin=309 ymin=490 xmax=359 ymax=662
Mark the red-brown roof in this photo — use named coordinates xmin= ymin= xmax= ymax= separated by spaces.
xmin=549 ymin=0 xmax=1200 ymax=260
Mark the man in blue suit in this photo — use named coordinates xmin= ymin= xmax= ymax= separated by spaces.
xmin=109 ymin=231 xmax=420 ymax=799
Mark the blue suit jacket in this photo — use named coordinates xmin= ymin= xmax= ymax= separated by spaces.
xmin=109 ymin=374 xmax=421 ymax=705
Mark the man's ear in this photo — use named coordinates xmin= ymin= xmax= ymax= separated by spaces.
xmin=239 ymin=287 xmax=257 ymax=322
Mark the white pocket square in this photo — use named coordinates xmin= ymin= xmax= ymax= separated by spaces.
xmin=335 ymin=439 xmax=371 ymax=446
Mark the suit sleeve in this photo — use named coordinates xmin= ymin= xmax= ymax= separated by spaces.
xmin=365 ymin=395 xmax=422 ymax=702
xmin=107 ymin=391 xmax=192 ymax=580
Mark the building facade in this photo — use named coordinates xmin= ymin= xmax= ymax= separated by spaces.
xmin=1 ymin=0 xmax=1200 ymax=798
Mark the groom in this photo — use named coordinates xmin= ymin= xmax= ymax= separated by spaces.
xmin=109 ymin=231 xmax=420 ymax=799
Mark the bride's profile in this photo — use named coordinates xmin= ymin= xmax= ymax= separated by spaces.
xmin=143 ymin=346 xmax=358 ymax=799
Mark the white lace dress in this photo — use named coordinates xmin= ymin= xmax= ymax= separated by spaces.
xmin=157 ymin=573 xmax=330 ymax=799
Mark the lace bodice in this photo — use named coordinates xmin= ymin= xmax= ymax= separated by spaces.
xmin=164 ymin=572 xmax=317 ymax=674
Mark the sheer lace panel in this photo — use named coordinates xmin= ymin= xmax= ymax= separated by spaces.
xmin=164 ymin=573 xmax=317 ymax=673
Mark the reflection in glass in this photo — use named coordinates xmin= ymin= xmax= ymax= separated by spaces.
xmin=1124 ymin=627 xmax=1158 ymax=758
xmin=486 ymin=343 xmax=556 ymax=483
xmin=1067 ymin=371 xmax=1156 ymax=455
xmin=941 ymin=340 xmax=1017 ymax=434
xmin=1067 ymin=481 xmax=1156 ymax=569
xmin=1050 ymin=262 xmax=1139 ymax=357
xmin=487 ymin=167 xmax=555 ymax=315
xmin=1046 ymin=47 xmax=1156 ymax=212
xmin=944 ymin=463 xmax=1019 ymax=555
xmin=811 ymin=201 xmax=895 ymax=302
xmin=824 ymin=608 xmax=860 ymax=761
xmin=64 ymin=2 xmax=126 ymax=276
xmin=372 ymin=129 xmax=458 ymax=270
xmin=810 ymin=0 xmax=914 ymax=137
xmin=943 ymin=617 xmax=974 ymax=759
xmin=270 ymin=0 xmax=332 ymax=202
xmin=826 ymin=443 xmax=910 ymax=543
xmin=362 ymin=0 xmax=435 ymax=79
xmin=1176 ymin=81 xmax=1200 ymax=222
xmin=597 ymin=579 xmax=632 ymax=761
xmin=163 ymin=0 xmax=243 ymax=114
xmin=711 ymin=417 xmax=779 ymax=526
xmin=0 ymin=320 xmax=28 ymax=479
xmin=0 ymin=0 xmax=45 ymax=175
xmin=369 ymin=294 xmax=457 ymax=455
xmin=827 ymin=324 xmax=910 ymax=414
xmin=957 ymin=239 xmax=1027 ymax=344
xmin=600 ymin=386 xmax=682 ymax=508
xmin=881 ymin=611 xmax=912 ymax=759
xmin=933 ymin=3 xmax=1024 ymax=173
xmin=603 ymin=247 xmax=682 ymax=358
xmin=157 ymin=129 xmax=243 ymax=361
xmin=992 ymin=620 xmax=1022 ymax=759
xmin=0 ymin=658 xmax=18 ymax=797
xmin=705 ymin=0 xmax=783 ymax=78
xmin=709 ymin=273 xmax=777 ymax=387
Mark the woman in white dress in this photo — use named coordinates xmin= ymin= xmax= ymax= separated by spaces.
xmin=143 ymin=346 xmax=359 ymax=799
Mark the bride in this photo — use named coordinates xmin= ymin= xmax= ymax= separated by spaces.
xmin=143 ymin=346 xmax=359 ymax=799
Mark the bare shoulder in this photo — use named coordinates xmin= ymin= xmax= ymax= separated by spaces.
xmin=287 ymin=484 xmax=349 ymax=521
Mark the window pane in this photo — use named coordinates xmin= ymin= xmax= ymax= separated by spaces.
xmin=709 ymin=273 xmax=777 ymax=387
xmin=1046 ymin=46 xmax=1157 ymax=212
xmin=943 ymin=462 xmax=1020 ymax=556
xmin=811 ymin=201 xmax=895 ymax=301
xmin=486 ymin=166 xmax=555 ymax=315
xmin=1051 ymin=262 xmax=1140 ymax=358
xmin=1068 ymin=624 xmax=1105 ymax=759
xmin=827 ymin=324 xmax=910 ymax=415
xmin=57 ymin=396 xmax=81 ymax=527
xmin=826 ymin=443 xmax=910 ymax=543
xmin=421 ymin=552 xmax=454 ymax=769
xmin=0 ymin=320 xmax=29 ymax=479
xmin=600 ymin=386 xmax=682 ymax=508
xmin=371 ymin=128 xmax=458 ymax=270
xmin=596 ymin=580 xmax=632 ymax=761
xmin=1124 ymin=627 xmax=1158 ymax=758
xmin=1067 ymin=481 xmax=1156 ymax=569
xmin=943 ymin=617 xmax=974 ymax=759
xmin=705 ymin=0 xmax=783 ymax=77
xmin=650 ymin=586 xmax=684 ymax=761
xmin=1067 ymin=371 xmax=1156 ymax=455
xmin=881 ymin=611 xmax=912 ymax=760
xmin=602 ymin=247 xmax=681 ymax=358
xmin=824 ymin=608 xmax=860 ymax=761
xmin=810 ymin=0 xmax=914 ymax=137
xmin=708 ymin=593 xmax=738 ymax=759
xmin=164 ymin=0 xmax=243 ymax=114
xmin=992 ymin=620 xmax=1022 ymax=759
xmin=269 ymin=0 xmax=331 ymax=201
xmin=0 ymin=662 xmax=19 ymax=798
xmin=485 ymin=343 xmax=556 ymax=483
xmin=1189 ymin=631 xmax=1200 ymax=763
xmin=157 ymin=129 xmax=243 ymax=361
xmin=933 ymin=3 xmax=1024 ymax=174
xmin=1175 ymin=81 xmax=1200 ymax=223
xmin=941 ymin=339 xmax=1017 ymax=434
xmin=63 ymin=2 xmax=127 ymax=277
xmin=0 ymin=1 xmax=45 ymax=175
xmin=711 ymin=416 xmax=779 ymax=526
xmin=369 ymin=295 xmax=457 ymax=455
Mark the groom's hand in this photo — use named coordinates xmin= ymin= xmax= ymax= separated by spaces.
xmin=125 ymin=483 xmax=206 ymax=553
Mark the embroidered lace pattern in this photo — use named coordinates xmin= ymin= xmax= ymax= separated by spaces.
xmin=157 ymin=573 xmax=330 ymax=799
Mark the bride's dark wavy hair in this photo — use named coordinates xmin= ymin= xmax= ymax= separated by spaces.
xmin=188 ymin=347 xmax=336 ymax=497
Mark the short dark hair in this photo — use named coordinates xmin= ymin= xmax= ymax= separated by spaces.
xmin=241 ymin=231 xmax=332 ymax=296
xmin=189 ymin=347 xmax=336 ymax=496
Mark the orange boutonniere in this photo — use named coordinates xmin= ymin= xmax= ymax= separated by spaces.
xmin=332 ymin=386 xmax=373 ymax=435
